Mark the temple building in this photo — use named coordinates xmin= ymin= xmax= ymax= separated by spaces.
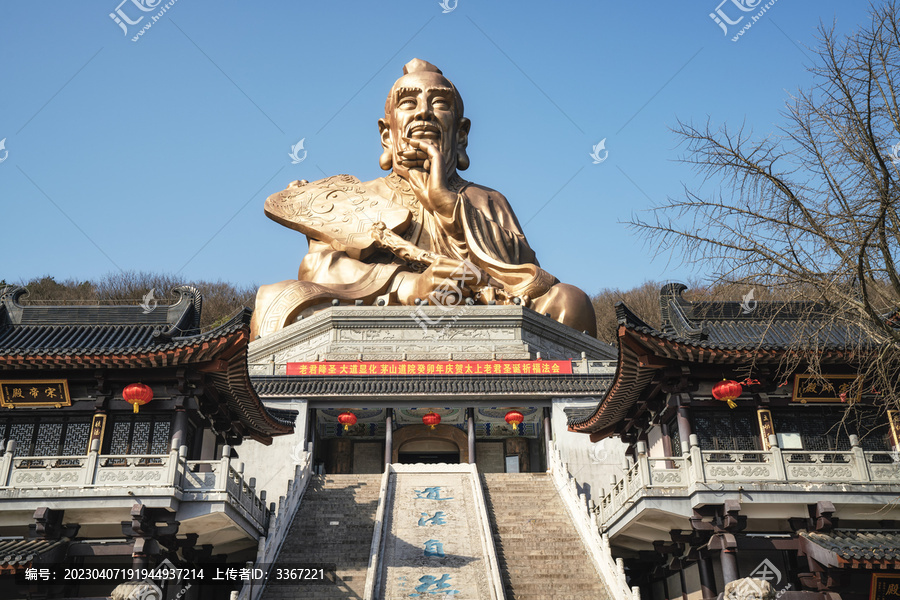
xmin=568 ymin=283 xmax=900 ymax=600
xmin=0 ymin=286 xmax=293 ymax=599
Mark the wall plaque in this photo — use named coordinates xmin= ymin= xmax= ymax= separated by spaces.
xmin=870 ymin=573 xmax=900 ymax=600
xmin=791 ymin=374 xmax=861 ymax=403
xmin=0 ymin=380 xmax=71 ymax=408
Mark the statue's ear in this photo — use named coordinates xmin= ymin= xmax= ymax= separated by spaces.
xmin=378 ymin=118 xmax=393 ymax=171
xmin=457 ymin=117 xmax=471 ymax=171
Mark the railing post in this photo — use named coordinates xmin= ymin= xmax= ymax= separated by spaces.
xmin=0 ymin=441 xmax=16 ymax=487
xmin=84 ymin=439 xmax=99 ymax=486
xmin=769 ymin=435 xmax=787 ymax=481
xmin=219 ymin=445 xmax=232 ymax=492
xmin=849 ymin=435 xmax=870 ymax=482
xmin=689 ymin=434 xmax=705 ymax=483
xmin=636 ymin=441 xmax=651 ymax=487
xmin=177 ymin=445 xmax=188 ymax=489
xmin=166 ymin=442 xmax=180 ymax=487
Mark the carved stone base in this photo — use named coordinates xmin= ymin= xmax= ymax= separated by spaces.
xmin=248 ymin=305 xmax=615 ymax=375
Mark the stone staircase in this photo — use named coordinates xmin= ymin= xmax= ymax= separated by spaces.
xmin=481 ymin=473 xmax=612 ymax=600
xmin=261 ymin=474 xmax=382 ymax=600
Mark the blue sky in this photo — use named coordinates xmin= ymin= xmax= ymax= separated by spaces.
xmin=0 ymin=1 xmax=874 ymax=296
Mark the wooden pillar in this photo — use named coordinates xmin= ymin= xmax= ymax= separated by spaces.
xmin=384 ymin=409 xmax=393 ymax=469
xmin=698 ymin=553 xmax=718 ymax=600
xmin=328 ymin=438 xmax=352 ymax=474
xmin=676 ymin=402 xmax=692 ymax=454
xmin=543 ymin=407 xmax=552 ymax=459
xmin=171 ymin=407 xmax=188 ymax=453
xmin=505 ymin=437 xmax=530 ymax=473
xmin=467 ymin=408 xmax=476 ymax=464
xmin=720 ymin=547 xmax=738 ymax=585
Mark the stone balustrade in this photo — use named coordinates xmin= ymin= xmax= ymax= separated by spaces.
xmin=0 ymin=440 xmax=270 ymax=534
xmin=596 ymin=436 xmax=900 ymax=527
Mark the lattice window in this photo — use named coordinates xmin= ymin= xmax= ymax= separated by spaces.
xmin=110 ymin=421 xmax=131 ymax=455
xmin=9 ymin=422 xmax=35 ymax=456
xmin=774 ymin=407 xmax=892 ymax=461
xmin=32 ymin=422 xmax=63 ymax=457
xmin=62 ymin=422 xmax=91 ymax=455
xmin=694 ymin=412 xmax=760 ymax=452
xmin=108 ymin=415 xmax=173 ymax=455
xmin=0 ymin=418 xmax=92 ymax=456
xmin=151 ymin=421 xmax=170 ymax=454
xmin=668 ymin=418 xmax=683 ymax=457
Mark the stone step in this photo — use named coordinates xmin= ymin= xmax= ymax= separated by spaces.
xmin=481 ymin=473 xmax=612 ymax=600
xmin=260 ymin=474 xmax=382 ymax=600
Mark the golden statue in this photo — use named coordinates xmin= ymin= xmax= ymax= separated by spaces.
xmin=251 ymin=59 xmax=597 ymax=339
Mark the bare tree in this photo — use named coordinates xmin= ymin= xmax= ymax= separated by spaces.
xmin=630 ymin=1 xmax=900 ymax=409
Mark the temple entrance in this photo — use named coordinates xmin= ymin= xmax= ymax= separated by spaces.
xmin=312 ymin=406 xmax=547 ymax=474
xmin=397 ymin=438 xmax=460 ymax=464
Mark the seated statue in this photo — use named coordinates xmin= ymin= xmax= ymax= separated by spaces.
xmin=251 ymin=58 xmax=597 ymax=339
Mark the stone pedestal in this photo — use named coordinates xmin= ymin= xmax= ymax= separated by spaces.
xmin=248 ymin=305 xmax=615 ymax=375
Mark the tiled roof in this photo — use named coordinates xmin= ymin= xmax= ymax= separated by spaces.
xmin=658 ymin=283 xmax=866 ymax=350
xmin=799 ymin=530 xmax=900 ymax=568
xmin=0 ymin=287 xmax=292 ymax=442
xmin=0 ymin=537 xmax=68 ymax=570
xmin=0 ymin=286 xmax=202 ymax=351
xmin=568 ymin=283 xmax=867 ymax=438
xmin=252 ymin=375 xmax=611 ymax=398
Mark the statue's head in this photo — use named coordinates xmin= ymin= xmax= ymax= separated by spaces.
xmin=379 ymin=58 xmax=470 ymax=177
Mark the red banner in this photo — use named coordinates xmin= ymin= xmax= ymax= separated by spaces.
xmin=286 ymin=360 xmax=573 ymax=376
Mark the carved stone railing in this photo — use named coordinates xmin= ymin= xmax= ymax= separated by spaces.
xmin=0 ymin=440 xmax=271 ymax=534
xmin=240 ymin=443 xmax=313 ymax=600
xmin=548 ymin=442 xmax=640 ymax=600
xmin=597 ymin=434 xmax=900 ymax=528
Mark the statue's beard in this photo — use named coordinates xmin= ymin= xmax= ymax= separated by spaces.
xmin=394 ymin=123 xmax=456 ymax=175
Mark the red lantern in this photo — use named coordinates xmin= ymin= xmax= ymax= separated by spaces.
xmin=123 ymin=383 xmax=153 ymax=413
xmin=337 ymin=411 xmax=357 ymax=431
xmin=505 ymin=410 xmax=524 ymax=433
xmin=422 ymin=412 xmax=441 ymax=429
xmin=712 ymin=379 xmax=742 ymax=409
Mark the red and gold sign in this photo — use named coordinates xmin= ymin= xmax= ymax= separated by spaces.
xmin=88 ymin=413 xmax=107 ymax=453
xmin=123 ymin=383 xmax=153 ymax=413
xmin=712 ymin=379 xmax=742 ymax=409
xmin=0 ymin=380 xmax=71 ymax=408
xmin=422 ymin=412 xmax=441 ymax=429
xmin=337 ymin=411 xmax=358 ymax=431
xmin=286 ymin=360 xmax=573 ymax=376
xmin=792 ymin=374 xmax=862 ymax=404
xmin=870 ymin=573 xmax=900 ymax=600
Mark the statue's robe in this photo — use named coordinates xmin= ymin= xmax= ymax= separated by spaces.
xmin=250 ymin=173 xmax=557 ymax=339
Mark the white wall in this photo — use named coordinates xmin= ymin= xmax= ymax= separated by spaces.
xmin=236 ymin=400 xmax=308 ymax=507
xmin=552 ymin=398 xmax=629 ymax=504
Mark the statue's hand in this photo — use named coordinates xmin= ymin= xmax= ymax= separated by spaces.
xmin=405 ymin=138 xmax=458 ymax=219
xmin=399 ymin=257 xmax=485 ymax=306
